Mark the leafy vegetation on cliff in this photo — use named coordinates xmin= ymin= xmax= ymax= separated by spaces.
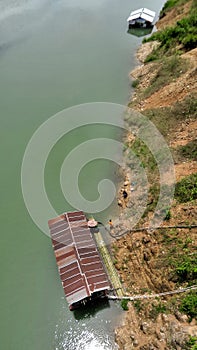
xmin=187 ymin=336 xmax=197 ymax=350
xmin=174 ymin=254 xmax=197 ymax=283
xmin=180 ymin=291 xmax=197 ymax=321
xmin=143 ymin=0 xmax=197 ymax=60
xmin=175 ymin=173 xmax=197 ymax=202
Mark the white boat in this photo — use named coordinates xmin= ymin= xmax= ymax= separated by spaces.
xmin=127 ymin=8 xmax=156 ymax=28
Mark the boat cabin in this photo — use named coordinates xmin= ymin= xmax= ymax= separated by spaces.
xmin=48 ymin=211 xmax=110 ymax=310
xmin=127 ymin=8 xmax=156 ymax=28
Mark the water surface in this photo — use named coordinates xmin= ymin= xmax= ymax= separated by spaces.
xmin=0 ymin=1 xmax=165 ymax=349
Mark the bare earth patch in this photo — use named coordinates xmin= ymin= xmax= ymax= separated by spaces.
xmin=131 ymin=48 xmax=197 ymax=111
xmin=115 ymin=3 xmax=197 ymax=350
xmin=170 ymin=119 xmax=197 ymax=148
xmin=171 ymin=119 xmax=197 ymax=180
xmin=175 ymin=161 xmax=197 ymax=181
xmin=142 ymin=59 xmax=197 ymax=110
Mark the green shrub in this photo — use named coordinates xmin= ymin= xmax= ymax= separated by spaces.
xmin=131 ymin=79 xmax=139 ymax=88
xmin=182 ymin=33 xmax=197 ymax=50
xmin=164 ymin=208 xmax=171 ymax=221
xmin=133 ymin=300 xmax=142 ymax=313
xmin=113 ymin=259 xmax=118 ymax=265
xmin=144 ymin=50 xmax=160 ymax=62
xmin=175 ymin=255 xmax=197 ymax=282
xmin=144 ymin=7 xmax=197 ymax=56
xmin=175 ymin=173 xmax=197 ymax=202
xmin=180 ymin=291 xmax=197 ymax=321
xmin=187 ymin=336 xmax=197 ymax=349
xmin=121 ymin=299 xmax=129 ymax=310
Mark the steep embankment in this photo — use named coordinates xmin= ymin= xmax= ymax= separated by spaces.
xmin=114 ymin=1 xmax=197 ymax=349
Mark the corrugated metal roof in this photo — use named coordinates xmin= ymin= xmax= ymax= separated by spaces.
xmin=48 ymin=211 xmax=110 ymax=307
xmin=127 ymin=8 xmax=156 ymax=23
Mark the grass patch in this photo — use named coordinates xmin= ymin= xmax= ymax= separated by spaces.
xmin=180 ymin=291 xmax=197 ymax=321
xmin=144 ymin=93 xmax=197 ymax=137
xmin=129 ymin=138 xmax=157 ymax=172
xmin=144 ymin=55 xmax=188 ymax=98
xmin=176 ymin=140 xmax=197 ymax=161
xmin=175 ymin=173 xmax=197 ymax=202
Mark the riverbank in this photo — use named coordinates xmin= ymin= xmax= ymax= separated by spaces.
xmin=114 ymin=1 xmax=197 ymax=349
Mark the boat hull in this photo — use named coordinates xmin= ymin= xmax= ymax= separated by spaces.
xmin=69 ymin=291 xmax=108 ymax=311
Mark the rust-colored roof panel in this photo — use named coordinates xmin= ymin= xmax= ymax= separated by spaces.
xmin=64 ymin=279 xmax=85 ymax=296
xmin=67 ymin=210 xmax=84 ymax=218
xmin=94 ymin=281 xmax=110 ymax=290
xmin=61 ymin=271 xmax=80 ymax=282
xmin=81 ymin=262 xmax=104 ymax=273
xmin=60 ymin=261 xmax=79 ymax=273
xmin=85 ymin=269 xmax=105 ymax=278
xmin=78 ymin=247 xmax=97 ymax=256
xmin=53 ymin=242 xmax=66 ymax=251
xmin=48 ymin=211 xmax=110 ymax=307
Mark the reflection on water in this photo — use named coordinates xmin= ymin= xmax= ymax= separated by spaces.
xmin=73 ymin=298 xmax=110 ymax=320
xmin=54 ymin=299 xmax=120 ymax=350
xmin=57 ymin=327 xmax=116 ymax=350
xmin=127 ymin=26 xmax=154 ymax=37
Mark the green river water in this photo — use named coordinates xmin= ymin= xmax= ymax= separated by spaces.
xmin=0 ymin=1 xmax=165 ymax=349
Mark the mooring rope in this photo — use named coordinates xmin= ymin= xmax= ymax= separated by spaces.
xmin=108 ymin=284 xmax=197 ymax=301
xmin=98 ymin=222 xmax=197 ymax=239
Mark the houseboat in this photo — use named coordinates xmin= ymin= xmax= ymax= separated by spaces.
xmin=127 ymin=8 xmax=156 ymax=29
xmin=48 ymin=211 xmax=111 ymax=310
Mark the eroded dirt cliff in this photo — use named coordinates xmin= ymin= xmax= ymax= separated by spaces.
xmin=114 ymin=2 xmax=197 ymax=349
